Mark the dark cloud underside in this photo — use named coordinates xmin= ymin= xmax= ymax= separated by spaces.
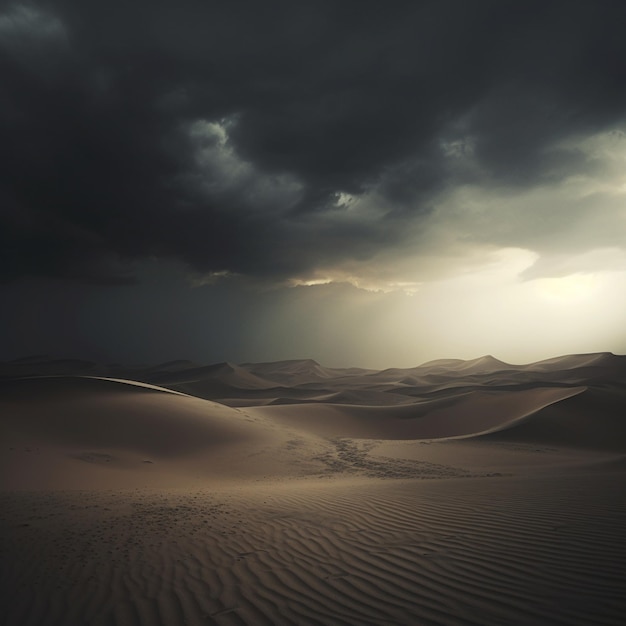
xmin=2 ymin=0 xmax=626 ymax=283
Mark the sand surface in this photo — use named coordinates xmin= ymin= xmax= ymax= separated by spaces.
xmin=1 ymin=353 xmax=625 ymax=625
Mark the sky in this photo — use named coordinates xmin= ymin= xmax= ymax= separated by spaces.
xmin=2 ymin=0 xmax=626 ymax=368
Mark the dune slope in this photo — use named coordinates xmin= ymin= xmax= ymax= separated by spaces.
xmin=0 ymin=376 xmax=331 ymax=489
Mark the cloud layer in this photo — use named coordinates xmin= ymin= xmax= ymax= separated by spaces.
xmin=2 ymin=0 xmax=626 ymax=286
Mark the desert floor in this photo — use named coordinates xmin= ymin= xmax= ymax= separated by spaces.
xmin=1 ymin=353 xmax=625 ymax=625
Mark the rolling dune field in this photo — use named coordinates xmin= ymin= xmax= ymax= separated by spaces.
xmin=1 ymin=353 xmax=625 ymax=625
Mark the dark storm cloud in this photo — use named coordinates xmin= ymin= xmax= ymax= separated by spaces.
xmin=2 ymin=0 xmax=626 ymax=283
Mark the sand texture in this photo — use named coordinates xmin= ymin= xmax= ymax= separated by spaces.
xmin=1 ymin=353 xmax=625 ymax=625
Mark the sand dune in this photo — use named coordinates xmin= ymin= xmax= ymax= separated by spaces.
xmin=0 ymin=375 xmax=333 ymax=490
xmin=480 ymin=386 xmax=626 ymax=451
xmin=1 ymin=352 xmax=625 ymax=625
xmin=147 ymin=362 xmax=277 ymax=390
xmin=241 ymin=358 xmax=341 ymax=384
xmin=247 ymin=386 xmax=588 ymax=441
xmin=524 ymin=351 xmax=623 ymax=371
xmin=0 ymin=375 xmax=267 ymax=454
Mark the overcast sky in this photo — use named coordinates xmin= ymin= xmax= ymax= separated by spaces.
xmin=2 ymin=0 xmax=626 ymax=367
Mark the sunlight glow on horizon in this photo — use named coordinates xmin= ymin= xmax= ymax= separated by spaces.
xmin=247 ymin=245 xmax=626 ymax=368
